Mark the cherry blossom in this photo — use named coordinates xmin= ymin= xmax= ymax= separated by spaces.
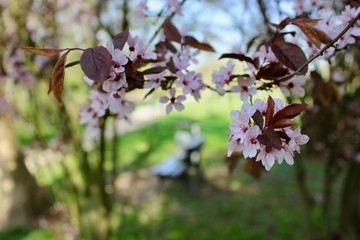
xmin=128 ymin=34 xmax=157 ymax=61
xmin=159 ymin=88 xmax=186 ymax=114
xmin=231 ymin=76 xmax=257 ymax=101
xmin=80 ymin=90 xmax=108 ymax=124
xmin=102 ymin=72 xmax=127 ymax=93
xmin=212 ymin=60 xmax=234 ymax=95
xmin=108 ymin=89 xmax=136 ymax=114
xmin=253 ymin=45 xmax=277 ymax=66
xmin=106 ymin=41 xmax=128 ymax=73
xmin=176 ymin=71 xmax=202 ymax=95
xmin=227 ymin=98 xmax=309 ymax=170
xmin=256 ymin=146 xmax=282 ymax=171
xmin=227 ymin=137 xmax=244 ymax=158
xmin=144 ymin=72 xmax=164 ymax=89
xmin=173 ymin=54 xmax=190 ymax=72
xmin=243 ymin=126 xmax=262 ymax=158
xmin=279 ymin=75 xmax=306 ymax=97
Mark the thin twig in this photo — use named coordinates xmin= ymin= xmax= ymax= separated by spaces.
xmin=276 ymin=12 xmax=360 ymax=82
xmin=148 ymin=0 xmax=187 ymax=45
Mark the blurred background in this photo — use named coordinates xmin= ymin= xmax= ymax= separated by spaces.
xmin=0 ymin=0 xmax=359 ymax=239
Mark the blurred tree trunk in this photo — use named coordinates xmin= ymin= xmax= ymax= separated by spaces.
xmin=0 ymin=115 xmax=49 ymax=228
xmin=339 ymin=162 xmax=360 ymax=240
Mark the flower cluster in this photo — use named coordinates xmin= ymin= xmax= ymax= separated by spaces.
xmin=147 ymin=28 xmax=206 ymax=114
xmin=228 ymin=97 xmax=309 ymax=171
xmin=79 ymin=33 xmax=157 ymax=147
xmin=211 ymin=4 xmax=359 ymax=102
xmin=296 ymin=4 xmax=360 ymax=55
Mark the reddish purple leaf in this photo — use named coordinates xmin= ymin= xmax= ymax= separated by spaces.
xmin=257 ymin=127 xmax=282 ymax=150
xmin=20 ymin=46 xmax=68 ymax=56
xmin=256 ymin=62 xmax=289 ymax=80
xmin=271 ymin=41 xmax=308 ymax=74
xmin=163 ymin=20 xmax=182 ymax=43
xmin=278 ymin=17 xmax=291 ymax=29
xmin=271 ymin=118 xmax=295 ymax=129
xmin=276 ymin=131 xmax=291 ymax=142
xmin=80 ymin=46 xmax=112 ymax=83
xmin=113 ymin=29 xmax=129 ymax=50
xmin=272 ymin=103 xmax=307 ymax=122
xmin=48 ymin=50 xmax=70 ymax=104
xmin=219 ymin=53 xmax=254 ymax=65
xmin=252 ymin=110 xmax=264 ymax=130
xmin=184 ymin=36 xmax=215 ymax=52
xmin=155 ymin=41 xmax=177 ymax=53
xmin=297 ymin=25 xmax=322 ymax=48
xmin=291 ymin=18 xmax=321 ymax=27
xmin=265 ymin=96 xmax=275 ymax=126
xmin=313 ymin=27 xmax=332 ymax=44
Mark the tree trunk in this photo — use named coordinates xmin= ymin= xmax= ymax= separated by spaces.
xmin=339 ymin=162 xmax=360 ymax=240
xmin=0 ymin=116 xmax=49 ymax=228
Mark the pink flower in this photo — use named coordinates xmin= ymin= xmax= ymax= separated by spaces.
xmin=159 ymin=88 xmax=186 ymax=114
xmin=109 ymin=89 xmax=135 ymax=114
xmin=243 ymin=126 xmax=262 ymax=158
xmin=212 ymin=60 xmax=234 ymax=95
xmin=80 ymin=90 xmax=108 ymax=124
xmin=127 ymin=34 xmax=140 ymax=53
xmin=287 ymin=127 xmax=310 ymax=153
xmin=128 ymin=34 xmax=157 ymax=61
xmin=102 ymin=72 xmax=127 ymax=93
xmin=231 ymin=76 xmax=257 ymax=101
xmin=280 ymin=75 xmax=306 ymax=97
xmin=339 ymin=5 xmax=360 ymax=24
xmin=253 ymin=45 xmax=277 ymax=66
xmin=240 ymin=102 xmax=256 ymax=123
xmin=176 ymin=71 xmax=202 ymax=95
xmin=278 ymin=140 xmax=296 ymax=165
xmin=256 ymin=146 xmax=282 ymax=171
xmin=144 ymin=72 xmax=164 ymax=89
xmin=106 ymin=41 xmax=128 ymax=73
xmin=229 ymin=120 xmax=249 ymax=144
xmin=227 ymin=137 xmax=244 ymax=157
xmin=173 ymin=54 xmax=190 ymax=71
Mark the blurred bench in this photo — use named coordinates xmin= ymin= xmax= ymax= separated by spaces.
xmin=151 ymin=124 xmax=205 ymax=187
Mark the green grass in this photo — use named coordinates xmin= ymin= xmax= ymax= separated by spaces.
xmin=115 ymin=162 xmax=330 ymax=240
xmin=0 ymin=227 xmax=53 ymax=240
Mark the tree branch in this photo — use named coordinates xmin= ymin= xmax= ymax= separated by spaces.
xmin=276 ymin=12 xmax=360 ymax=82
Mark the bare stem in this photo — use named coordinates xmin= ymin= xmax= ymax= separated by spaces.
xmin=148 ymin=0 xmax=187 ymax=45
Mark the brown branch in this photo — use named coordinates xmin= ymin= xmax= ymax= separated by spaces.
xmin=122 ymin=0 xmax=129 ymax=31
xmin=256 ymin=0 xmax=273 ymax=35
xmin=276 ymin=12 xmax=360 ymax=82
